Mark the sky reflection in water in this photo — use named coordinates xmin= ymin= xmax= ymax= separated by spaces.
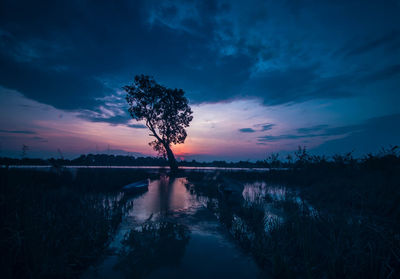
xmin=83 ymin=176 xmax=260 ymax=279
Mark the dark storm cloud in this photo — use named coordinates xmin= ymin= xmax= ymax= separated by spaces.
xmin=345 ymin=31 xmax=400 ymax=57
xmin=259 ymin=113 xmax=399 ymax=146
xmin=0 ymin=0 xmax=399 ymax=116
xmin=246 ymin=66 xmax=318 ymax=104
xmin=246 ymin=65 xmax=357 ymax=105
xmin=0 ymin=0 xmax=254 ymax=114
xmin=0 ymin=53 xmax=110 ymax=110
xmin=314 ymin=113 xmax=400 ymax=155
xmin=0 ymin=129 xmax=36 ymax=134
xmin=0 ymin=0 xmax=142 ymax=111
xmin=362 ymin=64 xmax=400 ymax=82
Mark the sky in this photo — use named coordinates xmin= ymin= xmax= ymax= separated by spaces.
xmin=0 ymin=0 xmax=399 ymax=161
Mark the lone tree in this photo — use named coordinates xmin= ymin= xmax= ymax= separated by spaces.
xmin=124 ymin=75 xmax=193 ymax=171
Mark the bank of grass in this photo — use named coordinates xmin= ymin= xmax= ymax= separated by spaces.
xmin=230 ymin=198 xmax=400 ymax=279
xmin=0 ymin=168 xmax=157 ymax=278
xmin=187 ymin=150 xmax=400 ymax=278
xmin=257 ymin=152 xmax=400 ymax=278
xmin=115 ymin=220 xmax=190 ymax=278
xmin=265 ymin=150 xmax=400 ymax=228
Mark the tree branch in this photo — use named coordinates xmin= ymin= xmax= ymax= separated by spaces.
xmin=147 ymin=120 xmax=164 ymax=145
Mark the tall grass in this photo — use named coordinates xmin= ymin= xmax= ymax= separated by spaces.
xmin=186 ymin=151 xmax=400 ymax=278
xmin=115 ymin=220 xmax=190 ymax=278
xmin=228 ymin=199 xmax=400 ymax=278
xmin=0 ymin=168 xmax=156 ymax=278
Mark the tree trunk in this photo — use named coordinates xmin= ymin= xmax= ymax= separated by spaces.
xmin=164 ymin=144 xmax=178 ymax=171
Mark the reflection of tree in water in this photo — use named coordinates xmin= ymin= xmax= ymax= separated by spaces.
xmin=115 ymin=220 xmax=190 ymax=278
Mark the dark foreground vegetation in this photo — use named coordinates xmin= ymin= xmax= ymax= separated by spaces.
xmin=1 ymin=146 xmax=399 ymax=278
xmin=115 ymin=221 xmax=190 ymax=278
xmin=0 ymin=168 xmax=158 ymax=278
xmin=187 ymin=146 xmax=400 ymax=278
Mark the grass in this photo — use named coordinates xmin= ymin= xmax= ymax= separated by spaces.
xmin=231 ymin=199 xmax=400 ymax=279
xmin=0 ymin=168 xmax=158 ymax=278
xmin=115 ymin=220 xmax=190 ymax=278
xmin=186 ymin=150 xmax=400 ymax=278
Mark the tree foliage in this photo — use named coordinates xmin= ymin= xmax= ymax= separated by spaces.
xmin=124 ymin=75 xmax=193 ymax=169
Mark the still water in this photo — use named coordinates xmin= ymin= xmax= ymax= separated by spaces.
xmin=83 ymin=176 xmax=261 ymax=278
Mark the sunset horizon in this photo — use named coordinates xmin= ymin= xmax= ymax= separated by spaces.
xmin=2 ymin=1 xmax=400 ymax=278
xmin=1 ymin=1 xmax=399 ymax=161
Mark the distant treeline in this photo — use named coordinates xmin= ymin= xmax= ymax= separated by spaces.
xmin=1 ymin=145 xmax=399 ymax=168
xmin=0 ymin=154 xmax=269 ymax=168
xmin=0 ymin=154 xmax=169 ymax=167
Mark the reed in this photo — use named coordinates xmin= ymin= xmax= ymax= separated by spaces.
xmin=0 ymin=168 xmax=153 ymax=278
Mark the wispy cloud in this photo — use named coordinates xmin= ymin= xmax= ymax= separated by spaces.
xmin=256 ymin=123 xmax=275 ymax=131
xmin=239 ymin=123 xmax=275 ymax=133
xmin=297 ymin=124 xmax=329 ymax=134
xmin=258 ymin=134 xmax=311 ymax=142
xmin=0 ymin=129 xmax=36 ymax=134
xmin=238 ymin=128 xmax=256 ymax=133
xmin=31 ymin=136 xmax=48 ymax=142
xmin=128 ymin=124 xmax=146 ymax=129
xmin=258 ymin=124 xmax=360 ymax=142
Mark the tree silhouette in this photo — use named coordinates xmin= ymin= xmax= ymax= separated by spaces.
xmin=124 ymin=75 xmax=193 ymax=171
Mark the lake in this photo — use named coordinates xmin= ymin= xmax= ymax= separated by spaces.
xmin=82 ymin=175 xmax=264 ymax=278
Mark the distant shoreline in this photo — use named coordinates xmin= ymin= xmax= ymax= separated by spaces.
xmin=1 ymin=165 xmax=274 ymax=171
xmin=0 ymin=154 xmax=271 ymax=168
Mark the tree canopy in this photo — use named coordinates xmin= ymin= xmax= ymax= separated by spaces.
xmin=124 ymin=75 xmax=193 ymax=170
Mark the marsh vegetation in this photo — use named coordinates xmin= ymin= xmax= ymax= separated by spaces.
xmin=1 ymin=149 xmax=399 ymax=278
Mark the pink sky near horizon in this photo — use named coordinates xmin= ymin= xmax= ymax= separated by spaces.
xmin=0 ymin=87 xmax=372 ymax=161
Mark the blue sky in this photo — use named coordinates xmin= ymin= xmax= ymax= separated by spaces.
xmin=0 ymin=0 xmax=399 ymax=160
